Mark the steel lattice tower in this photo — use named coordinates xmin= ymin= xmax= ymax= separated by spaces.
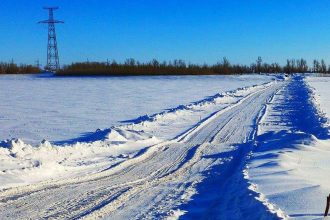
xmin=38 ymin=7 xmax=64 ymax=71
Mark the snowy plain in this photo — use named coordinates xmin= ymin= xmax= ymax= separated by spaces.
xmin=1 ymin=73 xmax=330 ymax=219
xmin=0 ymin=74 xmax=274 ymax=144
xmin=0 ymin=74 xmax=283 ymax=219
xmin=0 ymin=74 xmax=276 ymax=190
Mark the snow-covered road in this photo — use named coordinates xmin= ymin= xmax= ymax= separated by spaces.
xmin=0 ymin=78 xmax=286 ymax=219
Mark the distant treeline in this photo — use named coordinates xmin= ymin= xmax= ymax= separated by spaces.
xmin=0 ymin=62 xmax=41 ymax=74
xmin=2 ymin=57 xmax=330 ymax=75
xmin=56 ymin=57 xmax=330 ymax=76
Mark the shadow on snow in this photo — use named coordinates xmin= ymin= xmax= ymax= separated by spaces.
xmin=176 ymin=75 xmax=329 ymax=220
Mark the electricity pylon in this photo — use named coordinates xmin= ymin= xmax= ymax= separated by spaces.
xmin=38 ymin=7 xmax=64 ymax=71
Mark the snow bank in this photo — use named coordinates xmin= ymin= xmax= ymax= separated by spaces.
xmin=0 ymin=128 xmax=160 ymax=190
xmin=248 ymin=133 xmax=330 ymax=219
xmin=247 ymin=76 xmax=330 ymax=219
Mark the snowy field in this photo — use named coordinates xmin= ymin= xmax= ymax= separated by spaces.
xmin=0 ymin=75 xmax=276 ymax=189
xmin=1 ymin=74 xmax=330 ymax=219
xmin=0 ymin=74 xmax=276 ymax=189
xmin=0 ymin=74 xmax=274 ymax=144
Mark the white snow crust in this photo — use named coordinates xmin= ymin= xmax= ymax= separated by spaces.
xmin=0 ymin=74 xmax=276 ymax=191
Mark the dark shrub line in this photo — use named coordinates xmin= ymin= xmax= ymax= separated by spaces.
xmin=0 ymin=62 xmax=41 ymax=74
xmin=57 ymin=57 xmax=330 ymax=76
xmin=2 ymin=57 xmax=330 ymax=75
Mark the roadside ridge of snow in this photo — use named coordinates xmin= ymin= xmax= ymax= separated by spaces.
xmin=247 ymin=75 xmax=330 ymax=219
xmin=243 ymin=85 xmax=289 ymax=220
xmin=121 ymin=81 xmax=276 ymax=126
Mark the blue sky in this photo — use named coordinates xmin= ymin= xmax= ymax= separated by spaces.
xmin=1 ymin=0 xmax=330 ymax=66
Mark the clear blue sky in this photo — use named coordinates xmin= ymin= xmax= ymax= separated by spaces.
xmin=1 ymin=0 xmax=330 ymax=66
